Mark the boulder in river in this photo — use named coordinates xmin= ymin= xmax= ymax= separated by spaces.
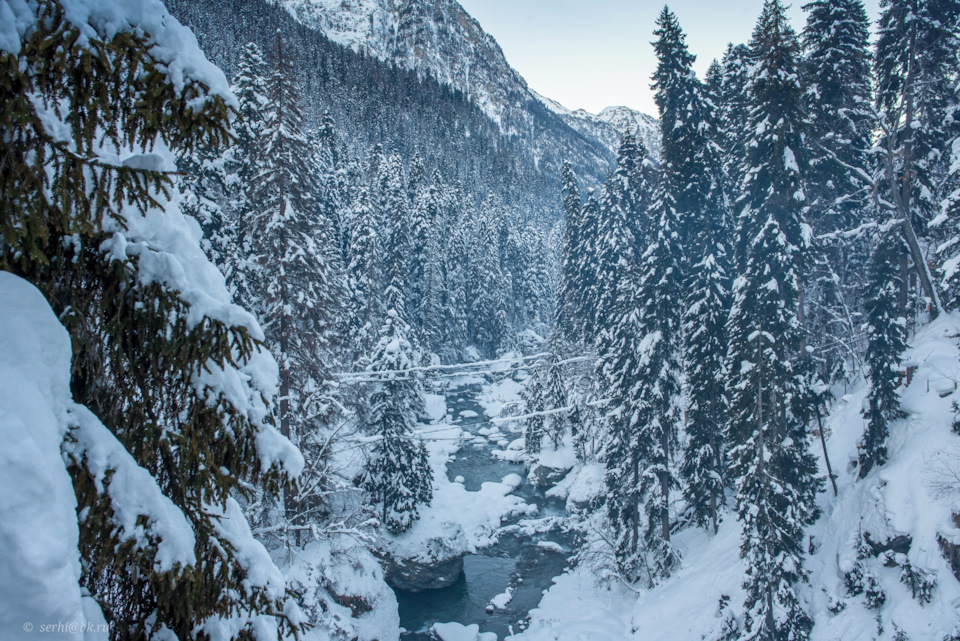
xmin=384 ymin=553 xmax=464 ymax=592
xmin=528 ymin=463 xmax=571 ymax=489
xmin=382 ymin=521 xmax=468 ymax=592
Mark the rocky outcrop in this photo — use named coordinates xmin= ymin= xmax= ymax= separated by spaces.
xmin=529 ymin=463 xmax=571 ymax=489
xmin=381 ymin=521 xmax=469 ymax=592
xmin=383 ymin=553 xmax=465 ymax=592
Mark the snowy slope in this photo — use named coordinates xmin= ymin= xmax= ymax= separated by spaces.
xmin=274 ymin=0 xmax=534 ymax=126
xmin=512 ymin=315 xmax=960 ymax=641
xmin=270 ymin=0 xmax=658 ymax=162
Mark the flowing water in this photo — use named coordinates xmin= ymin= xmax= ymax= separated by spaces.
xmin=395 ymin=384 xmax=578 ymax=640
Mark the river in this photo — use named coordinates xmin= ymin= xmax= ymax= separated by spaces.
xmin=395 ymin=384 xmax=578 ymax=640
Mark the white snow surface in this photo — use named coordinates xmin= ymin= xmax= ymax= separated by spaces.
xmin=0 ymin=273 xmax=202 ymax=640
xmin=389 ymin=420 xmax=534 ymax=562
xmin=432 ymin=622 xmax=497 ymax=641
xmin=478 ymin=377 xmax=525 ymax=420
xmin=284 ymin=536 xmax=399 ymax=641
xmin=511 ymin=314 xmax=960 ymax=641
xmin=489 ymin=586 xmax=515 ymax=609
xmin=0 ymin=273 xmax=107 ymax=640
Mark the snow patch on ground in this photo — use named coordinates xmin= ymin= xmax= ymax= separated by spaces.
xmin=423 ymin=393 xmax=448 ymax=423
xmin=546 ymin=462 xmax=605 ymax=513
xmin=478 ymin=377 xmax=524 ymax=420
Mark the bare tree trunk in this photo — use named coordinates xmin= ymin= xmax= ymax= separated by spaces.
xmin=814 ymin=404 xmax=837 ymax=496
xmin=880 ymin=33 xmax=941 ymax=319
xmin=899 ymin=250 xmax=909 ymax=315
xmin=660 ymin=423 xmax=671 ymax=545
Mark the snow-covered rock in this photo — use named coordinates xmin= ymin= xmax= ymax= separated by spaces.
xmin=432 ymin=621 xmax=497 ymax=641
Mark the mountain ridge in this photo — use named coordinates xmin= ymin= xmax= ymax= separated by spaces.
xmin=271 ymin=0 xmax=660 ymax=160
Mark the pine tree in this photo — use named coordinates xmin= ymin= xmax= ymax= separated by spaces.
xmin=802 ymin=0 xmax=873 ymax=235
xmin=594 ymin=134 xmax=648 ymax=341
xmin=651 ymin=7 xmax=732 ymax=535
xmin=361 ymin=311 xmax=433 ymax=534
xmin=178 ymin=141 xmax=231 ymax=270
xmin=525 ymin=335 xmax=570 ymax=454
xmin=409 ymin=183 xmax=443 ymax=333
xmin=242 ymin=30 xmax=343 ymax=454
xmin=801 ymin=0 xmax=875 ymax=382
xmin=634 ymin=187 xmax=685 ymax=578
xmin=873 ymin=0 xmax=960 ymax=319
xmin=557 ymin=163 xmax=586 ymax=342
xmin=311 ymin=113 xmax=351 ymax=271
xmin=598 ymin=259 xmax=647 ymax=581
xmin=705 ymin=58 xmax=724 ymax=103
xmin=347 ymin=188 xmax=384 ymax=355
xmin=443 ymin=216 xmax=471 ymax=359
xmin=574 ymin=193 xmax=603 ymax=341
xmin=859 ymin=230 xmax=909 ymax=477
xmin=718 ymin=43 xmax=753 ymax=196
xmin=382 ymin=154 xmax=411 ymax=318
xmin=524 ymin=368 xmax=547 ymax=455
xmin=724 ymin=3 xmax=822 ymax=638
xmin=2 ymin=2 xmax=303 ymax=636
xmin=225 ymin=42 xmax=269 ymax=305
xmin=469 ymin=200 xmax=510 ymax=356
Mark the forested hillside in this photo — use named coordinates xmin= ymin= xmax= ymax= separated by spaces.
xmin=166 ymin=0 xmax=617 ymax=215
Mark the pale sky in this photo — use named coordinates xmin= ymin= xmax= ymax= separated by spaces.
xmin=457 ymin=0 xmax=881 ymax=117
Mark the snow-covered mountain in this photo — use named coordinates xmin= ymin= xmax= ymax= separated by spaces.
xmin=533 ymin=92 xmax=662 ymax=161
xmin=271 ymin=0 xmax=659 ymax=160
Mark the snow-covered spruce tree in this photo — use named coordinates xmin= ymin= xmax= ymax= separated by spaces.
xmin=874 ymin=0 xmax=960 ymax=320
xmin=801 ymin=0 xmax=875 ymax=382
xmin=594 ymin=134 xmax=649 ymax=339
xmin=309 ymin=114 xmax=351 ymax=276
xmin=382 ymin=154 xmax=412 ymax=318
xmin=408 ymin=182 xmax=443 ymax=339
xmin=718 ymin=43 xmax=753 ymax=197
xmin=938 ymin=135 xmax=960 ymax=309
xmin=517 ymin=223 xmax=554 ymax=336
xmin=241 ymin=31 xmax=343 ymax=497
xmin=557 ymin=162 xmax=587 ymax=343
xmin=469 ymin=198 xmax=510 ymax=356
xmin=597 ymin=260 xmax=647 ymax=581
xmin=859 ymin=230 xmax=909 ymax=478
xmin=705 ymin=58 xmax=724 ymax=105
xmin=801 ymin=0 xmax=873 ymax=236
xmin=361 ymin=311 xmax=433 ymax=534
xmin=525 ymin=335 xmax=570 ymax=454
xmin=593 ymin=140 xmax=661 ymax=580
xmin=633 ymin=185 xmax=685 ymax=579
xmin=724 ymin=2 xmax=822 ymax=638
xmin=444 ymin=215 xmax=471 ymax=359
xmin=524 ymin=366 xmax=548 ymax=455
xmin=575 ymin=193 xmax=604 ymax=341
xmin=224 ymin=42 xmax=268 ymax=305
xmin=347 ymin=188 xmax=384 ymax=356
xmin=651 ymin=6 xmax=731 ymax=534
xmin=2 ymin=2 xmax=304 ymax=637
xmin=177 ymin=135 xmax=231 ymax=270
